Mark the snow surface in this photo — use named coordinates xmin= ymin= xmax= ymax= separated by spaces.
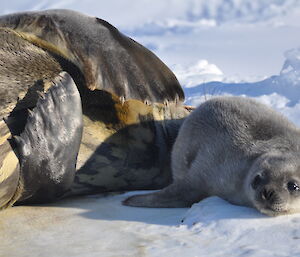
xmin=1 ymin=1 xmax=300 ymax=257
xmin=2 ymin=193 xmax=300 ymax=257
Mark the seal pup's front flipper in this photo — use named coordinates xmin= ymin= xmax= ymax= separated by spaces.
xmin=15 ymin=72 xmax=83 ymax=204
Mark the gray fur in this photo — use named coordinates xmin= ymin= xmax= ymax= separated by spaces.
xmin=124 ymin=96 xmax=300 ymax=216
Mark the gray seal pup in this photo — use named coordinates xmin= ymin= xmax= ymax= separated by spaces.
xmin=124 ymin=96 xmax=300 ymax=216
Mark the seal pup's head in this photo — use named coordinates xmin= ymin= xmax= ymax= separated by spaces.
xmin=245 ymin=151 xmax=300 ymax=216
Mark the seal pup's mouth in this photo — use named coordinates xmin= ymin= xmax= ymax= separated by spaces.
xmin=257 ymin=203 xmax=289 ymax=216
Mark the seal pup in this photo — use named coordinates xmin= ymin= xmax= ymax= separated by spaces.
xmin=124 ymin=96 xmax=300 ymax=216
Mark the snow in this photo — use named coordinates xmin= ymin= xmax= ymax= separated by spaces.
xmin=182 ymin=197 xmax=300 ymax=257
xmin=184 ymin=47 xmax=300 ymax=125
xmin=2 ymin=193 xmax=300 ymax=257
xmin=172 ymin=60 xmax=224 ymax=88
xmin=1 ymin=1 xmax=300 ymax=257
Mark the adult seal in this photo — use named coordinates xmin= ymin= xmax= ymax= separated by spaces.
xmin=0 ymin=9 xmax=191 ymax=209
xmin=124 ymin=96 xmax=300 ymax=216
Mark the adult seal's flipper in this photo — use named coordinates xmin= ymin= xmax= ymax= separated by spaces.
xmin=0 ymin=9 xmax=184 ymax=104
xmin=15 ymin=72 xmax=83 ymax=204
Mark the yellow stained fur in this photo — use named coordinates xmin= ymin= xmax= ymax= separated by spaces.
xmin=0 ymin=121 xmax=21 ymax=209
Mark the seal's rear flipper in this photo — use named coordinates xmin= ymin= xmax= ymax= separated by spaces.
xmin=16 ymin=72 xmax=83 ymax=204
xmin=123 ymin=183 xmax=199 ymax=208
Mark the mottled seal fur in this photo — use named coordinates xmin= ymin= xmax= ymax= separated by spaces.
xmin=124 ymin=96 xmax=300 ymax=216
xmin=0 ymin=9 xmax=191 ymax=208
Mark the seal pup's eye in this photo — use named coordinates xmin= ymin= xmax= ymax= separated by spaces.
xmin=251 ymin=174 xmax=263 ymax=189
xmin=287 ymin=182 xmax=300 ymax=192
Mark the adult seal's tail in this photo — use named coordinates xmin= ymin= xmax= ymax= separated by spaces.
xmin=16 ymin=72 xmax=83 ymax=204
xmin=0 ymin=72 xmax=83 ymax=207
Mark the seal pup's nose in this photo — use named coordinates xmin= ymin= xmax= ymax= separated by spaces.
xmin=261 ymin=188 xmax=279 ymax=204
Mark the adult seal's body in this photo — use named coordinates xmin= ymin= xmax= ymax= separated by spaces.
xmin=124 ymin=97 xmax=300 ymax=216
xmin=0 ymin=9 xmax=191 ymax=209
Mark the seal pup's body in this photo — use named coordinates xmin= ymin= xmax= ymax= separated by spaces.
xmin=124 ymin=96 xmax=300 ymax=216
